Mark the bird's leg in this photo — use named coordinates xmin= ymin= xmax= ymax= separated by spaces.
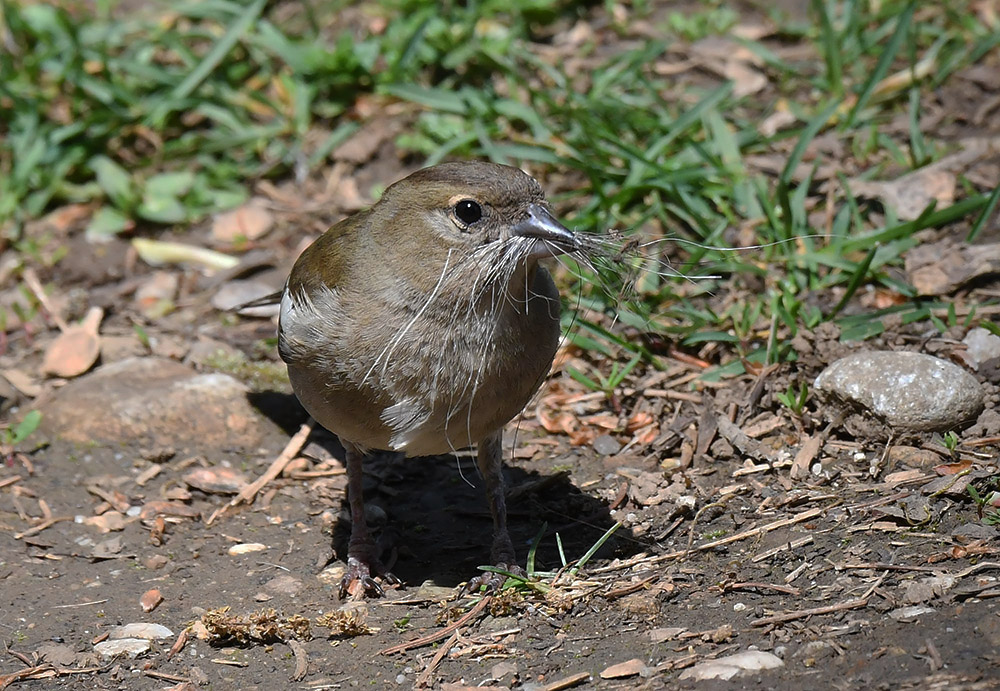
xmin=464 ymin=430 xmax=524 ymax=593
xmin=339 ymin=443 xmax=399 ymax=599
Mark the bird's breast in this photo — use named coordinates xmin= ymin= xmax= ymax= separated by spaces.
xmin=279 ymin=267 xmax=561 ymax=455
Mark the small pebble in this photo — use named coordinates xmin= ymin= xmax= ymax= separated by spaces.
xmin=592 ymin=434 xmax=622 ymax=456
xmin=109 ymin=623 xmax=174 ymax=641
xmin=963 ymin=327 xmax=1000 ymax=369
xmin=94 ymin=638 xmax=150 ymax=660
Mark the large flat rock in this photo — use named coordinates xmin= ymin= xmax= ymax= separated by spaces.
xmin=40 ymin=357 xmax=271 ymax=448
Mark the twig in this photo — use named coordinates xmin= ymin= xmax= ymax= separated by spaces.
xmin=751 ymin=596 xmax=869 ymax=627
xmin=540 ymin=671 xmax=592 ymax=690
xmin=860 ymin=570 xmax=890 ymax=600
xmin=751 ymin=536 xmax=813 ymax=562
xmin=604 ymin=574 xmax=658 ymax=600
xmin=838 ymin=562 xmax=946 ymax=573
xmin=14 ymin=515 xmax=73 ymax=539
xmin=287 ymin=639 xmax=308 ymax=681
xmin=143 ymin=670 xmax=190 ymax=683
xmin=0 ymin=663 xmax=100 ymax=690
xmin=0 ymin=665 xmax=54 ymax=690
xmin=685 ymin=496 xmax=736 ymax=555
xmin=206 ymin=420 xmax=313 ymax=526
xmin=593 ymin=505 xmax=827 ymax=573
xmin=414 ymin=630 xmax=459 ymax=688
xmin=925 ymin=637 xmax=943 ymax=671
xmin=724 ymin=581 xmax=801 ymax=596
xmin=716 ymin=415 xmax=777 ymax=463
xmin=21 ymin=268 xmax=69 ymax=332
xmin=952 ymin=561 xmax=1000 ymax=580
xmin=52 ymin=599 xmax=109 ymax=609
xmin=379 ymin=596 xmax=491 ymax=656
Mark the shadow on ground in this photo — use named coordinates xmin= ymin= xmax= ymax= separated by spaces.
xmin=248 ymin=389 xmax=636 ymax=590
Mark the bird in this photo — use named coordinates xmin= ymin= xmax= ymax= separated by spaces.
xmin=275 ymin=161 xmax=579 ymax=597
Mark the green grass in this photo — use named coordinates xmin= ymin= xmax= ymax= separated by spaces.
xmin=2 ymin=0 xmax=998 ymax=374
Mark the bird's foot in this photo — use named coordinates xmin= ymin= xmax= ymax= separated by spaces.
xmin=462 ymin=562 xmax=527 ymax=595
xmin=339 ymin=556 xmax=401 ymax=599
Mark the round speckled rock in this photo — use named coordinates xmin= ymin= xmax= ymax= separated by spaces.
xmin=814 ymin=351 xmax=984 ymax=433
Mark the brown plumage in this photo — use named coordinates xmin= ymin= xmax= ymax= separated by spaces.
xmin=277 ymin=161 xmax=578 ymax=597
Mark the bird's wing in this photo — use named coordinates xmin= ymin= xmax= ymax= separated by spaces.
xmin=227 ymin=289 xmax=284 ymax=312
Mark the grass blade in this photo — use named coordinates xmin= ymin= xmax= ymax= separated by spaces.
xmin=844 ymin=2 xmax=916 ymax=126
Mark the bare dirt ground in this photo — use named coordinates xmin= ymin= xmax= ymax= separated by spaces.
xmin=3 ymin=5 xmax=1000 ymax=691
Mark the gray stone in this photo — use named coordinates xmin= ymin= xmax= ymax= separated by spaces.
xmin=814 ymin=351 xmax=984 ymax=432
xmin=109 ymin=623 xmax=174 ymax=641
xmin=592 ymin=434 xmax=622 ymax=456
xmin=39 ymin=357 xmax=271 ymax=448
xmin=93 ymin=638 xmax=150 ymax=659
xmin=678 ymin=651 xmax=783 ymax=681
xmin=889 ymin=605 xmax=936 ymax=622
xmin=963 ymin=327 xmax=1000 ymax=370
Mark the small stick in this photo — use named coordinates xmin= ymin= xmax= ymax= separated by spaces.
xmin=751 ymin=536 xmax=813 ymax=562
xmin=14 ymin=515 xmax=73 ymax=539
xmin=925 ymin=637 xmax=943 ymax=671
xmin=205 ymin=420 xmax=313 ymax=526
xmin=21 ymin=268 xmax=69 ymax=332
xmin=0 ymin=665 xmax=54 ymax=689
xmin=142 ymin=670 xmax=190 ymax=683
xmin=838 ymin=562 xmax=946 ymax=573
xmin=379 ymin=596 xmax=491 ymax=656
xmin=52 ymin=599 xmax=109 ymax=609
xmin=604 ymin=574 xmax=658 ymax=600
xmin=717 ymin=415 xmax=777 ymax=464
xmin=751 ymin=596 xmax=869 ymax=627
xmin=724 ymin=581 xmax=801 ymax=596
xmin=540 ymin=671 xmax=592 ymax=691
xmin=952 ymin=561 xmax=1000 ymax=579
xmin=287 ymin=639 xmax=308 ymax=681
xmin=414 ymin=630 xmax=459 ymax=688
xmin=860 ymin=570 xmax=890 ymax=600
xmin=595 ymin=505 xmax=826 ymax=574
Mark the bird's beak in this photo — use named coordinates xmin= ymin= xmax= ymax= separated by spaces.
xmin=512 ymin=204 xmax=579 ymax=259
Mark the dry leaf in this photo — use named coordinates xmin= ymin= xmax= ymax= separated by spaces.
xmin=212 ymin=199 xmax=274 ymax=243
xmin=790 ymin=435 xmax=821 ymax=480
xmin=934 ymin=460 xmax=973 ymax=475
xmin=1 ymin=368 xmax=43 ymax=397
xmin=851 ymin=169 xmax=955 ymax=221
xmin=135 ymin=270 xmax=178 ymax=318
xmin=41 ymin=306 xmax=103 ymax=378
xmin=183 ymin=467 xmax=249 ymax=494
xmin=600 ymin=658 xmax=648 ymax=679
xmin=83 ymin=511 xmax=126 ymax=533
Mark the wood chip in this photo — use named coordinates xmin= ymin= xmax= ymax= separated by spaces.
xmin=600 ymin=658 xmax=648 ymax=679
xmin=790 ymin=435 xmax=822 ymax=480
xmin=140 ymin=589 xmax=164 ymax=613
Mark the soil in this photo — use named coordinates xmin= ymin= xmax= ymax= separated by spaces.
xmin=3 ymin=4 xmax=1000 ymax=691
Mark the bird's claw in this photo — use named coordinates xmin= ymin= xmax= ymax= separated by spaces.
xmin=338 ymin=556 xmax=400 ymax=599
xmin=461 ymin=563 xmax=526 ymax=596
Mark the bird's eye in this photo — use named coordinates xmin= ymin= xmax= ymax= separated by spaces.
xmin=454 ymin=199 xmax=483 ymax=226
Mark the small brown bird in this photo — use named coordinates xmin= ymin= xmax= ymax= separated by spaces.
xmin=277 ymin=161 xmax=578 ymax=597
